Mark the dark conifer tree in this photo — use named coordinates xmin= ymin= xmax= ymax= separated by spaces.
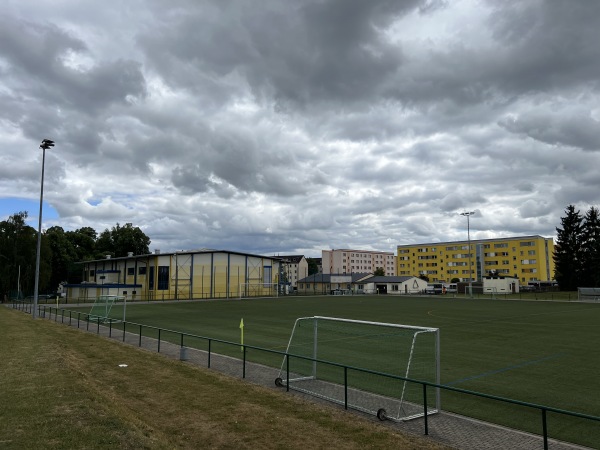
xmin=580 ymin=206 xmax=600 ymax=287
xmin=554 ymin=205 xmax=583 ymax=290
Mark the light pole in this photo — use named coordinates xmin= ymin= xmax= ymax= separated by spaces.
xmin=33 ymin=139 xmax=55 ymax=319
xmin=460 ymin=211 xmax=475 ymax=297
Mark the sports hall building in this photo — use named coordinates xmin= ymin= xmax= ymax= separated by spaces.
xmin=397 ymin=235 xmax=555 ymax=285
xmin=66 ymin=249 xmax=282 ymax=302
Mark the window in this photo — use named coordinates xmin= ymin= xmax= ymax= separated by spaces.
xmin=138 ymin=266 xmax=147 ymax=275
xmin=263 ymin=265 xmax=272 ymax=286
xmin=149 ymin=266 xmax=155 ymax=289
xmin=157 ymin=266 xmax=169 ymax=290
xmin=494 ymin=243 xmax=509 ymax=248
xmin=127 ymin=267 xmax=135 ymax=276
xmin=520 ymin=241 xmax=535 ymax=247
xmin=89 ymin=270 xmax=95 ymax=277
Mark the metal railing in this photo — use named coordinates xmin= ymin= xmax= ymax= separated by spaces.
xmin=10 ymin=302 xmax=600 ymax=449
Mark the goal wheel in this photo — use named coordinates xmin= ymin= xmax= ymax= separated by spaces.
xmin=275 ymin=377 xmax=284 ymax=387
xmin=376 ymin=408 xmax=388 ymax=421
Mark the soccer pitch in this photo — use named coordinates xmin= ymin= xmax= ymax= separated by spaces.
xmin=77 ymin=295 xmax=600 ymax=446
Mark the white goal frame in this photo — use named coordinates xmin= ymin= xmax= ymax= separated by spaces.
xmin=578 ymin=287 xmax=600 ymax=302
xmin=277 ymin=316 xmax=440 ymax=421
xmin=239 ymin=282 xmax=279 ymax=299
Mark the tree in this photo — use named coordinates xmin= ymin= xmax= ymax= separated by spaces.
xmin=0 ymin=212 xmax=51 ymax=297
xmin=46 ymin=226 xmax=76 ymax=291
xmin=306 ymin=258 xmax=320 ymax=276
xmin=419 ymin=274 xmax=430 ymax=282
xmin=373 ymin=267 xmax=385 ymax=276
xmin=580 ymin=206 xmax=600 ymax=287
xmin=95 ymin=223 xmax=150 ymax=258
xmin=554 ymin=205 xmax=583 ymax=290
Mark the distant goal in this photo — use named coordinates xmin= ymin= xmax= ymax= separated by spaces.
xmin=578 ymin=288 xmax=600 ymax=302
xmin=88 ymin=295 xmax=123 ymax=323
xmin=276 ymin=316 xmax=440 ymax=421
xmin=239 ymin=283 xmax=279 ymax=299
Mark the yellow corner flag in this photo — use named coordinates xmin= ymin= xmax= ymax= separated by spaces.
xmin=240 ymin=318 xmax=244 ymax=351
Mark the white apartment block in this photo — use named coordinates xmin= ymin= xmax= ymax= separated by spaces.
xmin=279 ymin=255 xmax=309 ymax=288
xmin=322 ymin=249 xmax=396 ymax=276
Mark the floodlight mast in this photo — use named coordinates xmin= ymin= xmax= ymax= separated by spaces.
xmin=33 ymin=139 xmax=55 ymax=319
xmin=460 ymin=211 xmax=475 ymax=297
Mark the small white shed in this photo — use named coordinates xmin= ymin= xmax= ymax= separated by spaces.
xmin=483 ymin=277 xmax=519 ymax=294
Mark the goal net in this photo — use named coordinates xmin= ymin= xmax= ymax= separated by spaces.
xmin=277 ymin=316 xmax=440 ymax=421
xmin=578 ymin=288 xmax=600 ymax=302
xmin=88 ymin=295 xmax=122 ymax=323
xmin=239 ymin=283 xmax=279 ymax=299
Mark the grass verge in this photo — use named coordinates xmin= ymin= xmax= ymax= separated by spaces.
xmin=0 ymin=307 xmax=447 ymax=449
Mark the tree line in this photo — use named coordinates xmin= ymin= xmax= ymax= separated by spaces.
xmin=554 ymin=205 xmax=600 ymax=290
xmin=0 ymin=212 xmax=150 ymax=298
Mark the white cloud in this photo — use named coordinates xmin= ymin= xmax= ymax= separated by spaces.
xmin=1 ymin=0 xmax=600 ymax=256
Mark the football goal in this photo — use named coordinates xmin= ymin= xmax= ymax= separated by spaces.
xmin=578 ymin=287 xmax=600 ymax=302
xmin=239 ymin=283 xmax=279 ymax=299
xmin=276 ymin=316 xmax=440 ymax=421
xmin=88 ymin=295 xmax=123 ymax=323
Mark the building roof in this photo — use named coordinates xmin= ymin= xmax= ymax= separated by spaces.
xmin=397 ymin=235 xmax=553 ymax=248
xmin=298 ymin=273 xmax=372 ymax=283
xmin=278 ymin=255 xmax=305 ymax=264
xmin=79 ymin=249 xmax=284 ymax=264
xmin=323 ymin=249 xmax=394 ymax=254
xmin=362 ymin=276 xmax=416 ymax=283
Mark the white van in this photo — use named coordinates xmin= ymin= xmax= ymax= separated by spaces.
xmin=446 ymin=283 xmax=457 ymax=294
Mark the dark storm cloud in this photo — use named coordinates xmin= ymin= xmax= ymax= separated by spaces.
xmin=137 ymin=0 xmax=439 ymax=108
xmin=498 ymin=112 xmax=600 ymax=151
xmin=0 ymin=16 xmax=146 ymax=114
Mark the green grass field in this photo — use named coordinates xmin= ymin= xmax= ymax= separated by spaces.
xmin=71 ymin=295 xmax=600 ymax=447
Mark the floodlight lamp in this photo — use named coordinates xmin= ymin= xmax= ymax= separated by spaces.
xmin=40 ymin=139 xmax=55 ymax=150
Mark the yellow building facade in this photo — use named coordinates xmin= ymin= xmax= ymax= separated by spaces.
xmin=397 ymin=235 xmax=555 ymax=285
xmin=67 ymin=249 xmax=281 ymax=302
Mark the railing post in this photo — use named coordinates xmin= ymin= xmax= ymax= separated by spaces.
xmin=77 ymin=312 xmax=80 ymax=329
xmin=286 ymin=354 xmax=290 ymax=392
xmin=109 ymin=320 xmax=112 ymax=338
xmin=542 ymin=408 xmax=548 ymax=450
xmin=123 ymin=322 xmax=126 ymax=342
xmin=344 ymin=367 xmax=348 ymax=410
xmin=423 ymin=384 xmax=429 ymax=435
xmin=243 ymin=346 xmax=246 ymax=378
xmin=97 ymin=316 xmax=100 ymax=334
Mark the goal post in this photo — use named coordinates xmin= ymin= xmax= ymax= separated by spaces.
xmin=239 ymin=283 xmax=279 ymax=299
xmin=88 ymin=295 xmax=122 ymax=323
xmin=277 ymin=316 xmax=440 ymax=421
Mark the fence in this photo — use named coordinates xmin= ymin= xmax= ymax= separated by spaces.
xmin=10 ymin=301 xmax=600 ymax=449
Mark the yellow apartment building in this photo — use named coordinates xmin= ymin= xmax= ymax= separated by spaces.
xmin=397 ymin=235 xmax=555 ymax=285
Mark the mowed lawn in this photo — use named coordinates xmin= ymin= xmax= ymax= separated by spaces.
xmin=77 ymin=295 xmax=600 ymax=447
xmin=0 ymin=306 xmax=450 ymax=450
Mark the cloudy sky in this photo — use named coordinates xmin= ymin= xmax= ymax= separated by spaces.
xmin=1 ymin=0 xmax=599 ymax=257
